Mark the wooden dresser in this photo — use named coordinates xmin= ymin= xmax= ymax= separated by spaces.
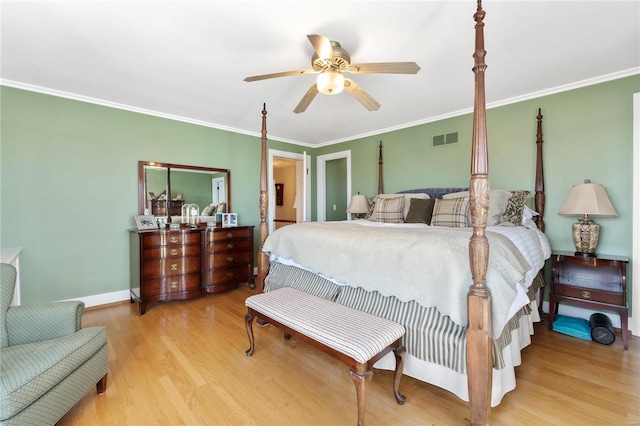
xmin=130 ymin=225 xmax=254 ymax=315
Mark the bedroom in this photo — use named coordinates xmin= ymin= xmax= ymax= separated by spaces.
xmin=1 ymin=1 xmax=639 ymax=424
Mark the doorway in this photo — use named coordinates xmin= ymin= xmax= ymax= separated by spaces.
xmin=268 ymin=150 xmax=311 ymax=233
xmin=317 ymin=150 xmax=352 ymax=222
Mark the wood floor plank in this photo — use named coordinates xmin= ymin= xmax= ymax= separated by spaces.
xmin=57 ymin=283 xmax=639 ymax=425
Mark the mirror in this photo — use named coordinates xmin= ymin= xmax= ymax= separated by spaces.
xmin=138 ymin=161 xmax=231 ymax=222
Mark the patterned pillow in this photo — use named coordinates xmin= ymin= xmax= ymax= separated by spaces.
xmin=431 ymin=198 xmax=470 ymax=227
xmin=503 ymin=190 xmax=530 ymax=225
xmin=372 ymin=196 xmax=405 ymax=223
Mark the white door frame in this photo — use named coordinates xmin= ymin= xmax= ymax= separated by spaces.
xmin=631 ymin=91 xmax=639 ymax=334
xmin=317 ymin=150 xmax=352 ymax=222
xmin=268 ymin=149 xmax=311 ymax=233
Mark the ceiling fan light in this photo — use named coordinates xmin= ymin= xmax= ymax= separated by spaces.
xmin=317 ymin=71 xmax=344 ymax=95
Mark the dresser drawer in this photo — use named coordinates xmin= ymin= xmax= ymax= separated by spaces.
xmin=141 ymin=256 xmax=201 ymax=279
xmin=142 ymin=244 xmax=200 ymax=260
xmin=205 ymin=228 xmax=252 ymax=242
xmin=142 ymin=273 xmax=201 ymax=297
xmin=204 ymin=238 xmax=252 ymax=254
xmin=205 ymin=264 xmax=252 ymax=284
xmin=204 ymin=251 xmax=252 ymax=268
xmin=142 ymin=231 xmax=200 ymax=247
xmin=553 ymin=283 xmax=624 ymax=305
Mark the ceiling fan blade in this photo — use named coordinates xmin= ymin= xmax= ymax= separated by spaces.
xmin=244 ymin=69 xmax=316 ymax=82
xmin=293 ymin=83 xmax=319 ymax=114
xmin=347 ymin=62 xmax=421 ymax=75
xmin=307 ymin=34 xmax=334 ymax=65
xmin=343 ymin=78 xmax=381 ymax=111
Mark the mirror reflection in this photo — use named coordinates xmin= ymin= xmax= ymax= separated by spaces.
xmin=138 ymin=161 xmax=231 ymax=224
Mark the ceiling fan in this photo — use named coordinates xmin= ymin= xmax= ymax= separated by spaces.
xmin=244 ymin=34 xmax=420 ymax=113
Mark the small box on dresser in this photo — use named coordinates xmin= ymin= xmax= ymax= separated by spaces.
xmin=548 ymin=251 xmax=629 ymax=349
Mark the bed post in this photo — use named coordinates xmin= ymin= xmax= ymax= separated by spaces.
xmin=378 ymin=141 xmax=384 ymax=195
xmin=535 ymin=108 xmax=546 ymax=232
xmin=257 ymin=103 xmax=269 ymax=293
xmin=467 ymin=1 xmax=492 ymax=425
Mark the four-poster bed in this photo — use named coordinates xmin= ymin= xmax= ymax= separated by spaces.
xmin=255 ymin=2 xmax=549 ymax=424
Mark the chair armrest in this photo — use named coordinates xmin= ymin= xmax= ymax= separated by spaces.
xmin=5 ymin=301 xmax=84 ymax=346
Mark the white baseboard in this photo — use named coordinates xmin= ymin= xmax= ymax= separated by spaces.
xmin=61 ymin=289 xmax=130 ymax=309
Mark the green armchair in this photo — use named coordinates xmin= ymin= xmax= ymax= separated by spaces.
xmin=0 ymin=263 xmax=108 ymax=425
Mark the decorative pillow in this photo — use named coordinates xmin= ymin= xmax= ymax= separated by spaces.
xmin=405 ymin=198 xmax=436 ymax=224
xmin=431 ymin=198 xmax=470 ymax=227
xmin=503 ymin=190 xmax=530 ymax=225
xmin=371 ymin=193 xmax=428 ymax=220
xmin=443 ymin=189 xmax=511 ymax=226
xmin=201 ymin=203 xmax=216 ymax=216
xmin=215 ymin=202 xmax=227 ymax=213
xmin=371 ymin=196 xmax=405 ymax=223
xmin=400 ymin=193 xmax=429 ymax=219
xmin=366 ymin=197 xmax=377 ymax=219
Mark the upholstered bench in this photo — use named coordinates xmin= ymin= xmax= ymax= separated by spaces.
xmin=244 ymin=287 xmax=406 ymax=426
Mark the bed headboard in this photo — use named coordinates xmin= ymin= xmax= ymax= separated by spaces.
xmin=397 ymin=187 xmax=469 ymax=199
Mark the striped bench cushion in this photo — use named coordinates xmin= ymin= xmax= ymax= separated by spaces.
xmin=245 ymin=287 xmax=405 ymax=364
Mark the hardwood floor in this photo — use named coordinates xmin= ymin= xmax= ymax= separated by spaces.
xmin=59 ymin=283 xmax=639 ymax=425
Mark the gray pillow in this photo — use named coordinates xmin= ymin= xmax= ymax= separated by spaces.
xmin=405 ymin=198 xmax=436 ymax=224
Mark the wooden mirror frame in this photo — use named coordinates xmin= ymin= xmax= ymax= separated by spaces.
xmin=138 ymin=161 xmax=231 ymax=216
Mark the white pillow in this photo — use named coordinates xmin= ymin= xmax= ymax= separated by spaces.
xmin=522 ymin=205 xmax=539 ymax=220
xmin=522 ymin=205 xmax=539 ymax=227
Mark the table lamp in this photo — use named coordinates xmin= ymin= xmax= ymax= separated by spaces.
xmin=558 ymin=179 xmax=617 ymax=257
xmin=346 ymin=194 xmax=370 ymax=219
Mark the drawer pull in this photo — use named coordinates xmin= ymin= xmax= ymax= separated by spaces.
xmin=227 ymin=243 xmax=234 ymax=249
xmin=226 ymin=232 xmax=234 ymax=238
xmin=170 ymin=264 xmax=178 ymax=271
xmin=227 ymin=256 xmax=234 ymax=262
xmin=169 ymin=237 xmax=179 ymax=243
xmin=581 ymin=291 xmax=591 ymax=299
xmin=170 ymin=282 xmax=178 ymax=289
xmin=170 ymin=249 xmax=179 ymax=256
xmin=227 ymin=272 xmax=234 ymax=277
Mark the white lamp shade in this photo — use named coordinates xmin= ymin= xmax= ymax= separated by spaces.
xmin=346 ymin=194 xmax=369 ymax=214
xmin=317 ymin=71 xmax=344 ymax=95
xmin=558 ymin=180 xmax=617 ymax=217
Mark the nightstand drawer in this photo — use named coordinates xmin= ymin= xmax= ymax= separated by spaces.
xmin=553 ymin=283 xmax=624 ymax=305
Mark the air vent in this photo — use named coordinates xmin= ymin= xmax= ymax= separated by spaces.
xmin=433 ymin=132 xmax=458 ymax=147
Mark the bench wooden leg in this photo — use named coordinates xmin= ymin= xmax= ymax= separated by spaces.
xmin=245 ymin=312 xmax=255 ymax=356
xmin=349 ymin=366 xmax=372 ymax=426
xmin=393 ymin=346 xmax=406 ymax=404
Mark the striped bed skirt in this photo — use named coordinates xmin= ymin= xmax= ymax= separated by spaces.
xmin=264 ymin=260 xmax=544 ymax=374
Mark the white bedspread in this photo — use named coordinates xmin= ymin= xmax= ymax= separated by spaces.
xmin=263 ymin=220 xmax=550 ymax=338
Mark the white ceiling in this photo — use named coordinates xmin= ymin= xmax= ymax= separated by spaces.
xmin=1 ymin=1 xmax=638 ymax=147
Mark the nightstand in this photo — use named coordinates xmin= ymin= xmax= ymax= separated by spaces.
xmin=548 ymin=251 xmax=629 ymax=349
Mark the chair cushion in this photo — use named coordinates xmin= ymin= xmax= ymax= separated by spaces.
xmin=246 ymin=287 xmax=405 ymax=364
xmin=0 ymin=327 xmax=107 ymax=420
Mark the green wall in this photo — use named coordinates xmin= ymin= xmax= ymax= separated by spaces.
xmin=0 ymin=87 xmax=301 ymax=303
xmin=1 ymin=74 xmax=638 ymax=306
